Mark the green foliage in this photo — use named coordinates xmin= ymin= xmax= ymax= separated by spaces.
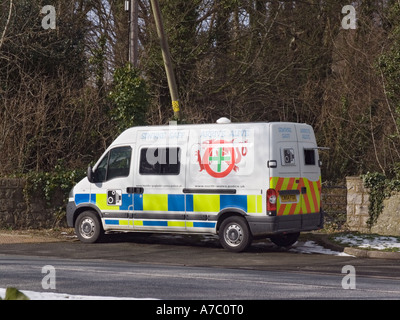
xmin=89 ymin=34 xmax=108 ymax=93
xmin=25 ymin=162 xmax=85 ymax=206
xmin=108 ymin=64 xmax=149 ymax=133
xmin=362 ymin=172 xmax=387 ymax=227
xmin=2 ymin=0 xmax=400 ymax=184
xmin=377 ymin=1 xmax=400 ymax=129
xmin=0 ymin=0 xmax=99 ymax=174
xmin=362 ymin=171 xmax=400 ymax=227
xmin=22 ymin=162 xmax=85 ymax=226
xmin=0 ymin=288 xmax=30 ymax=300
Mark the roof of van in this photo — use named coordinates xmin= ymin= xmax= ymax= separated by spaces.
xmin=111 ymin=122 xmax=313 ymax=146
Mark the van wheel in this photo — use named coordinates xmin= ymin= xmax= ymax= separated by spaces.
xmin=75 ymin=211 xmax=103 ymax=243
xmin=270 ymin=232 xmax=300 ymax=247
xmin=219 ymin=216 xmax=252 ymax=252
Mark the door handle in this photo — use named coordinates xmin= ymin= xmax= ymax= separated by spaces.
xmin=127 ymin=187 xmax=144 ymax=194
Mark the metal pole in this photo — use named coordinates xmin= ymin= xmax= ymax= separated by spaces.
xmin=150 ymin=0 xmax=180 ymax=121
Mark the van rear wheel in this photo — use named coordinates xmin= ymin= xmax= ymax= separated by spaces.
xmin=75 ymin=211 xmax=103 ymax=243
xmin=219 ymin=216 xmax=252 ymax=252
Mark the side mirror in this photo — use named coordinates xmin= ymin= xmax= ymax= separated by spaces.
xmin=87 ymin=166 xmax=94 ymax=183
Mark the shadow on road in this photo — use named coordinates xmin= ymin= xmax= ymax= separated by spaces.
xmin=101 ymin=232 xmax=289 ymax=253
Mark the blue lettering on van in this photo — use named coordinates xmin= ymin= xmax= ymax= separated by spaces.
xmin=140 ymin=131 xmax=185 ymax=141
xmin=230 ymin=129 xmax=249 ymax=138
xmin=200 ymin=129 xmax=249 ymax=139
xmin=300 ymin=128 xmax=311 ymax=139
xmin=200 ymin=130 xmax=227 ymax=139
xmin=278 ymin=127 xmax=292 ymax=139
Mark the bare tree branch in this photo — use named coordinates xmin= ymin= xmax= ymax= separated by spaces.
xmin=0 ymin=0 xmax=13 ymax=52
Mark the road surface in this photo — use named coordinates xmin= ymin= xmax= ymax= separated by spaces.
xmin=1 ymin=233 xmax=400 ymax=300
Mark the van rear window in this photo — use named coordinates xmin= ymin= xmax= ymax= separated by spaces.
xmin=139 ymin=148 xmax=181 ymax=175
xmin=304 ymin=149 xmax=316 ymax=165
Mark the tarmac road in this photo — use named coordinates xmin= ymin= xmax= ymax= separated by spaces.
xmin=1 ymin=254 xmax=400 ymax=300
xmin=1 ymin=233 xmax=400 ymax=300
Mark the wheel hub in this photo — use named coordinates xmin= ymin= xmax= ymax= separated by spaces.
xmin=80 ymin=218 xmax=95 ymax=239
xmin=224 ymin=224 xmax=243 ymax=247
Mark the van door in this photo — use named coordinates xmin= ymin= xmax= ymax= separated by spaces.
xmin=90 ymin=145 xmax=134 ymax=229
xmin=298 ymin=143 xmax=321 ymax=212
xmin=296 ymin=126 xmax=321 ymax=211
xmin=133 ymin=129 xmax=188 ymax=231
xmin=296 ymin=124 xmax=322 ymax=229
xmin=269 ymin=124 xmax=303 ymax=222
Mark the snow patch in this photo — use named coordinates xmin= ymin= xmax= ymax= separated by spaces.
xmin=0 ymin=288 xmax=154 ymax=300
xmin=334 ymin=234 xmax=400 ymax=251
xmin=290 ymin=241 xmax=353 ymax=256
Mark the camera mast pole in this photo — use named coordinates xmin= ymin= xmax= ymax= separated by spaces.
xmin=150 ymin=0 xmax=181 ymax=121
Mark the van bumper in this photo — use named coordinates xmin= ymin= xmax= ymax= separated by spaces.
xmin=246 ymin=212 xmax=324 ymax=237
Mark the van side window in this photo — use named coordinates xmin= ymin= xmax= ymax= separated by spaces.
xmin=95 ymin=154 xmax=109 ymax=182
xmin=304 ymin=149 xmax=316 ymax=165
xmin=139 ymin=148 xmax=181 ymax=175
xmin=94 ymin=146 xmax=132 ymax=182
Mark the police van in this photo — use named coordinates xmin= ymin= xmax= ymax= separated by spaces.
xmin=67 ymin=120 xmax=323 ymax=252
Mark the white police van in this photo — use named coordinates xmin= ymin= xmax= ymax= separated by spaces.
xmin=67 ymin=120 xmax=323 ymax=252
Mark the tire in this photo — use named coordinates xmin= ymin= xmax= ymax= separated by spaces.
xmin=75 ymin=211 xmax=104 ymax=243
xmin=219 ymin=216 xmax=253 ymax=252
xmin=270 ymin=232 xmax=300 ymax=247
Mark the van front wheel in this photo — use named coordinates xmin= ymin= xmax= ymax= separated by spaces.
xmin=75 ymin=211 xmax=103 ymax=243
xmin=219 ymin=216 xmax=252 ymax=252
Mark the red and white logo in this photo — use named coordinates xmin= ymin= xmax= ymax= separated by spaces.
xmin=196 ymin=139 xmax=248 ymax=178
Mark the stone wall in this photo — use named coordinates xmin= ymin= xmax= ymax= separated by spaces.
xmin=0 ymin=178 xmax=65 ymax=229
xmin=371 ymin=195 xmax=400 ymax=236
xmin=346 ymin=176 xmax=371 ymax=233
xmin=346 ymin=176 xmax=400 ymax=236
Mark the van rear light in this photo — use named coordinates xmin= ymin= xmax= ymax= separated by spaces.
xmin=267 ymin=189 xmax=277 ymax=215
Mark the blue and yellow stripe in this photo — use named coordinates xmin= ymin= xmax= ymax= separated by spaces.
xmin=103 ymin=219 xmax=216 ymax=229
xmin=75 ymin=193 xmax=263 ymax=214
